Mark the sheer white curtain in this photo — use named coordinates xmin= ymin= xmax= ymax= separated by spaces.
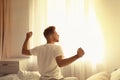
xmin=29 ymin=0 xmax=105 ymax=80
xmin=0 ymin=0 xmax=12 ymax=59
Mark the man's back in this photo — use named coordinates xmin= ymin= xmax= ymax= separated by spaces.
xmin=30 ymin=44 xmax=64 ymax=79
xmin=22 ymin=26 xmax=84 ymax=80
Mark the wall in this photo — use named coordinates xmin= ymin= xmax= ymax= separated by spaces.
xmin=10 ymin=0 xmax=30 ymax=57
xmin=94 ymin=0 xmax=120 ymax=72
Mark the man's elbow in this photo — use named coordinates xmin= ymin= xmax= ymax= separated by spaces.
xmin=57 ymin=62 xmax=65 ymax=67
xmin=22 ymin=49 xmax=31 ymax=55
xmin=56 ymin=56 xmax=65 ymax=67
xmin=22 ymin=51 xmax=27 ymax=55
xmin=22 ymin=51 xmax=26 ymax=55
xmin=57 ymin=64 xmax=62 ymax=67
xmin=58 ymin=64 xmax=64 ymax=67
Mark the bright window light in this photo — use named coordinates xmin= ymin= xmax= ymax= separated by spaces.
xmin=29 ymin=0 xmax=105 ymax=66
xmin=47 ymin=0 xmax=104 ymax=65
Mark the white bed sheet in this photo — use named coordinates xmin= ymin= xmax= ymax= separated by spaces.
xmin=3 ymin=70 xmax=120 ymax=80
xmin=86 ymin=72 xmax=110 ymax=80
xmin=0 ymin=70 xmax=40 ymax=80
xmin=17 ymin=70 xmax=40 ymax=80
xmin=86 ymin=68 xmax=120 ymax=80
xmin=0 ymin=74 xmax=20 ymax=80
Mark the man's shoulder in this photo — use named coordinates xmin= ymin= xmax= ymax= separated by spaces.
xmin=44 ymin=44 xmax=60 ymax=47
xmin=33 ymin=44 xmax=45 ymax=49
xmin=52 ymin=44 xmax=61 ymax=48
xmin=35 ymin=44 xmax=61 ymax=49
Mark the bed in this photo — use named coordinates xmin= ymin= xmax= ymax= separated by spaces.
xmin=0 ymin=58 xmax=120 ymax=80
xmin=86 ymin=68 xmax=120 ymax=80
xmin=1 ymin=69 xmax=120 ymax=80
xmin=0 ymin=70 xmax=40 ymax=80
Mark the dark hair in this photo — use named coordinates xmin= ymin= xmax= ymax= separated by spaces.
xmin=43 ymin=26 xmax=55 ymax=38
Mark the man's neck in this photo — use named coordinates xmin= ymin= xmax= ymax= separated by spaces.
xmin=47 ymin=41 xmax=55 ymax=44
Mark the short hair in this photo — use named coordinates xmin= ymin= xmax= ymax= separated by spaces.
xmin=43 ymin=26 xmax=55 ymax=38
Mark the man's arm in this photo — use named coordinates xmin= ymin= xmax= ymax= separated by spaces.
xmin=56 ymin=48 xmax=84 ymax=67
xmin=22 ymin=32 xmax=32 ymax=55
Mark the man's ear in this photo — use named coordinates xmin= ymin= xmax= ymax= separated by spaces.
xmin=49 ymin=34 xmax=54 ymax=39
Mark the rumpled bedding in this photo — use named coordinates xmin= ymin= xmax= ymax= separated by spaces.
xmin=0 ymin=70 xmax=40 ymax=80
xmin=1 ymin=69 xmax=120 ymax=80
xmin=86 ymin=72 xmax=110 ymax=80
xmin=0 ymin=74 xmax=20 ymax=80
xmin=87 ymin=68 xmax=120 ymax=80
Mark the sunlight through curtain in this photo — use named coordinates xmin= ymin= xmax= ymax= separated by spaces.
xmin=29 ymin=0 xmax=105 ymax=80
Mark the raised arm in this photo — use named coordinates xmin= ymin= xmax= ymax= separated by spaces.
xmin=56 ymin=48 xmax=84 ymax=67
xmin=22 ymin=32 xmax=32 ymax=55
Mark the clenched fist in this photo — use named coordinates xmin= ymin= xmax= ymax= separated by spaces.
xmin=26 ymin=32 xmax=33 ymax=39
xmin=76 ymin=48 xmax=85 ymax=58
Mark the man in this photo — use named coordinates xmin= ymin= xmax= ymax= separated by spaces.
xmin=22 ymin=26 xmax=85 ymax=80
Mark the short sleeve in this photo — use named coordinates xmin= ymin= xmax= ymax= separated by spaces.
xmin=53 ymin=46 xmax=64 ymax=58
xmin=30 ymin=46 xmax=40 ymax=56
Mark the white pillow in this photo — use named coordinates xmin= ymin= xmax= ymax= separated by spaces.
xmin=64 ymin=77 xmax=78 ymax=80
xmin=0 ymin=74 xmax=20 ymax=80
xmin=87 ymin=72 xmax=110 ymax=80
xmin=17 ymin=70 xmax=40 ymax=80
xmin=111 ymin=69 xmax=120 ymax=80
